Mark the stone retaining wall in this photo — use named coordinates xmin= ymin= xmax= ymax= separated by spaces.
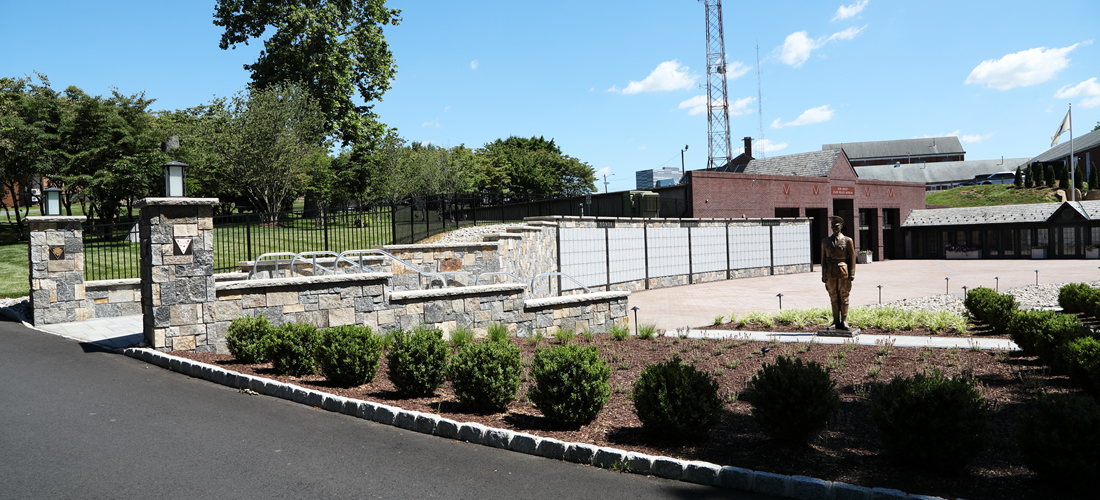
xmin=85 ymin=279 xmax=142 ymax=318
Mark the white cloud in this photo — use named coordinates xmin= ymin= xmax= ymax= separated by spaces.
xmin=755 ymin=139 xmax=789 ymax=153
xmin=729 ymin=96 xmax=756 ymax=116
xmin=621 ymin=60 xmax=698 ymax=94
xmin=725 ymin=61 xmax=751 ymax=80
xmin=964 ymin=44 xmax=1080 ymax=90
xmin=595 ymin=167 xmax=612 ymax=177
xmin=1054 ymin=77 xmax=1100 ymax=107
xmin=638 ymin=146 xmax=647 ymax=150
xmin=420 ymin=140 xmax=432 ymax=147
xmin=605 ymin=85 xmax=620 ymax=92
xmin=770 ymin=105 xmax=835 ymax=128
xmin=422 ymin=121 xmax=439 ymax=127
xmin=470 ymin=59 xmax=479 ymax=70
xmin=777 ymin=26 xmax=865 ymax=67
xmin=443 ymin=106 xmax=451 ymax=112
xmin=832 ymin=0 xmax=868 ymax=22
xmin=678 ymin=95 xmax=708 ymax=115
xmin=678 ymin=95 xmax=755 ymax=116
xmin=959 ymin=132 xmax=994 ymax=143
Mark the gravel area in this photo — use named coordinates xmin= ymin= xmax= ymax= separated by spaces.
xmin=421 ymin=223 xmax=528 ymax=244
xmin=865 ymin=281 xmax=1098 ymax=317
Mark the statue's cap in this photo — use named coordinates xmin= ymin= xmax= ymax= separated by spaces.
xmin=828 ymin=216 xmax=844 ymax=223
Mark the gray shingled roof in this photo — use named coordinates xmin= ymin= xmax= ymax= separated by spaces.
xmin=1030 ymin=127 xmax=1100 ymax=163
xmin=734 ymin=149 xmax=842 ymax=177
xmin=855 ymin=158 xmax=1029 ymax=184
xmin=902 ymin=201 xmax=1100 ymax=227
xmin=823 ymin=137 xmax=965 ymax=161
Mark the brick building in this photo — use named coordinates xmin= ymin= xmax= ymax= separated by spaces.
xmin=686 ymin=148 xmax=926 ymax=263
xmin=822 ymin=136 xmax=965 ymax=166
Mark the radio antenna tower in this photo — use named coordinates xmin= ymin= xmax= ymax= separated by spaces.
xmin=755 ymin=41 xmax=765 ymax=158
xmin=702 ymin=0 xmax=732 ymax=169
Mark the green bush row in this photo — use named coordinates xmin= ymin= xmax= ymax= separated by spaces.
xmin=963 ymin=287 xmax=1017 ymax=335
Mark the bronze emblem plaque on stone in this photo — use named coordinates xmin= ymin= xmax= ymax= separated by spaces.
xmin=173 ymin=238 xmax=193 ymax=256
xmin=49 ymin=246 xmax=65 ymax=260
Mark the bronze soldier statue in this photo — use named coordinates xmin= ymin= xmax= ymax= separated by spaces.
xmin=821 ymin=216 xmax=856 ymax=330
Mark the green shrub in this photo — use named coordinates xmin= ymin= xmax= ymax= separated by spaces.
xmin=386 ymin=326 xmax=449 ymax=396
xmin=447 ymin=341 xmax=522 ymax=413
xmin=963 ymin=287 xmax=1017 ymax=335
xmin=743 ymin=355 xmax=838 ymax=446
xmin=528 ymin=345 xmax=611 ymax=428
xmin=316 ymin=325 xmax=384 ymax=387
xmin=869 ymin=371 xmax=988 ymax=470
xmin=1035 ymin=314 xmax=1090 ymax=371
xmin=1007 ymin=309 xmax=1058 ymax=355
xmin=632 ymin=357 xmax=723 ymax=438
xmin=637 ymin=323 xmax=658 ymax=340
xmin=609 ymin=323 xmax=630 ymax=341
xmin=1058 ymin=283 xmax=1096 ymax=314
xmin=486 ymin=322 xmax=510 ymax=343
xmin=225 ymin=315 xmax=274 ymax=363
xmin=1017 ymin=393 xmax=1100 ymax=491
xmin=1061 ymin=336 xmax=1100 ymax=394
xmin=266 ymin=322 xmax=322 ymax=376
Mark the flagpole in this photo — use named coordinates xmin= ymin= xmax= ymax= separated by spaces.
xmin=1069 ymin=103 xmax=1075 ymax=202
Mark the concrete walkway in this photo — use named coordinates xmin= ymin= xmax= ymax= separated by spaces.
xmin=32 ymin=315 xmax=142 ymax=350
xmin=627 ymin=258 xmax=1094 ymax=334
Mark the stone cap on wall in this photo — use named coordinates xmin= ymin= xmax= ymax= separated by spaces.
xmin=25 ymin=216 xmax=87 ymax=223
xmin=134 ymin=197 xmax=220 ymax=208
xmin=524 ymin=291 xmax=631 ymax=309
xmin=381 ymin=242 xmax=499 ymax=251
xmin=85 ymin=278 xmax=141 ymax=289
xmin=388 ymin=284 xmax=528 ymax=301
xmin=215 ymin=272 xmax=392 ymax=292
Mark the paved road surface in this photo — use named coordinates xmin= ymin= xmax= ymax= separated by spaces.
xmin=0 ymin=320 xmax=774 ymax=499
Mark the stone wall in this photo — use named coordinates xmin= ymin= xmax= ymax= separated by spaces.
xmin=379 ymin=242 xmax=501 ymax=290
xmin=85 ymin=279 xmax=142 ymax=318
xmin=27 ymin=216 xmax=88 ymax=325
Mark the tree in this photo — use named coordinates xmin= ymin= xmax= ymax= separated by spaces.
xmin=1046 ymin=164 xmax=1056 ymax=187
xmin=1014 ymin=166 xmax=1022 ymax=187
xmin=1024 ymin=164 xmax=1034 ymax=188
xmin=478 ymin=136 xmax=596 ymax=196
xmin=0 ymin=74 xmax=61 ymax=239
xmin=1091 ymin=162 xmax=1098 ymax=192
xmin=214 ymin=0 xmax=401 ymax=146
xmin=198 ymin=83 xmax=328 ymax=217
xmin=1094 ymin=121 xmax=1099 ymax=132
xmin=1060 ymin=166 xmax=1070 ymax=191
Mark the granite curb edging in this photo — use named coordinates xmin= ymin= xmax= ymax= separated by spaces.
xmin=122 ymin=347 xmax=950 ymax=500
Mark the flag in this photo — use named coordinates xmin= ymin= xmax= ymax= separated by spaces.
xmin=1051 ymin=110 xmax=1071 ymax=147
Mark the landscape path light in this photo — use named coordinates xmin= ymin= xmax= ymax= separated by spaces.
xmin=162 ymin=161 xmax=188 ymax=197
xmin=995 ymin=277 xmax=999 ymax=292
xmin=962 ymin=286 xmax=968 ymax=299
xmin=877 ymin=285 xmax=883 ymax=304
xmin=1035 ymin=270 xmax=1039 ymax=286
xmin=43 ymin=187 xmax=62 ymax=216
xmin=776 ymin=293 xmax=784 ymax=310
xmin=631 ymin=306 xmax=639 ymax=335
xmin=945 ymin=277 xmax=949 ymax=295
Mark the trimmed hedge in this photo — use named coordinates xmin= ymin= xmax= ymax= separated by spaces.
xmin=963 ymin=287 xmax=1017 ymax=335
xmin=1057 ymin=282 xmax=1096 ymax=315
xmin=743 ymin=355 xmax=839 ymax=447
xmin=225 ymin=315 xmax=274 ymax=363
xmin=448 ymin=340 xmax=522 ymax=413
xmin=869 ymin=371 xmax=988 ymax=470
xmin=632 ymin=357 xmax=723 ymax=438
xmin=316 ymin=325 xmax=384 ymax=387
xmin=387 ymin=326 xmax=449 ymax=397
xmin=1061 ymin=336 xmax=1100 ymax=395
xmin=1018 ymin=393 xmax=1100 ymax=491
xmin=527 ymin=345 xmax=611 ymax=428
xmin=266 ymin=322 xmax=322 ymax=376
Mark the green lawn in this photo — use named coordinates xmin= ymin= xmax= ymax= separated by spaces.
xmin=926 ymin=184 xmax=1064 ymax=208
xmin=0 ymin=242 xmax=29 ymax=298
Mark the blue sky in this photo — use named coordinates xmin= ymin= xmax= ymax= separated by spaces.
xmin=3 ymin=0 xmax=1098 ymax=192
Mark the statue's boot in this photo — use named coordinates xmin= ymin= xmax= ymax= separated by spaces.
xmin=831 ymin=303 xmax=842 ymax=329
xmin=838 ymin=304 xmax=850 ymax=330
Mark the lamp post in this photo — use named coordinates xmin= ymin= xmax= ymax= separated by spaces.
xmin=603 ymin=173 xmax=614 ymax=193
xmin=681 ymin=145 xmax=689 ymax=176
xmin=162 ymin=161 xmax=188 ymax=197
xmin=43 ymin=187 xmax=63 ymax=216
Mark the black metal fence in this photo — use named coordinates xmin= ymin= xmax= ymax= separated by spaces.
xmin=81 ymin=190 xmax=688 ymax=279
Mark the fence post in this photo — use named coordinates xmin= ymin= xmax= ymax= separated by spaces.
xmin=245 ymin=213 xmax=253 ymax=265
xmin=390 ymin=203 xmax=397 ymax=245
xmin=323 ymin=207 xmax=330 ymax=252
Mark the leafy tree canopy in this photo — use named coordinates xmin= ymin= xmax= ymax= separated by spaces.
xmin=214 ymin=0 xmax=401 ymax=146
xmin=0 ymin=73 xmax=60 ymax=236
xmin=478 ymin=136 xmax=596 ymax=196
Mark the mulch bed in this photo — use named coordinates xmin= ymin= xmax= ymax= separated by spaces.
xmin=174 ymin=326 xmax=1088 ymax=500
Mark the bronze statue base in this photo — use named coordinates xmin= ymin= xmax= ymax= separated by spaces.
xmin=817 ymin=327 xmax=861 ymax=338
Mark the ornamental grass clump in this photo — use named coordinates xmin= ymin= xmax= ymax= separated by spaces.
xmin=316 ymin=325 xmax=384 ymax=387
xmin=225 ymin=315 xmax=275 ymax=363
xmin=632 ymin=357 xmax=723 ymax=438
xmin=743 ymin=355 xmax=839 ymax=447
xmin=869 ymin=370 xmax=988 ymax=471
xmin=1017 ymin=393 xmax=1100 ymax=492
xmin=447 ymin=340 xmax=522 ymax=413
xmin=527 ymin=345 xmax=611 ymax=428
xmin=486 ymin=322 xmax=510 ymax=343
xmin=266 ymin=322 xmax=322 ymax=376
xmin=387 ymin=326 xmax=449 ymax=397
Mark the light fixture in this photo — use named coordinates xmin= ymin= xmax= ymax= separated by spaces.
xmin=162 ymin=161 xmax=188 ymax=197
xmin=43 ymin=187 xmax=62 ymax=216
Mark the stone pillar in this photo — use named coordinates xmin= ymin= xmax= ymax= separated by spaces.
xmin=136 ymin=197 xmax=218 ymax=352
xmin=27 ymin=216 xmax=88 ymax=325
